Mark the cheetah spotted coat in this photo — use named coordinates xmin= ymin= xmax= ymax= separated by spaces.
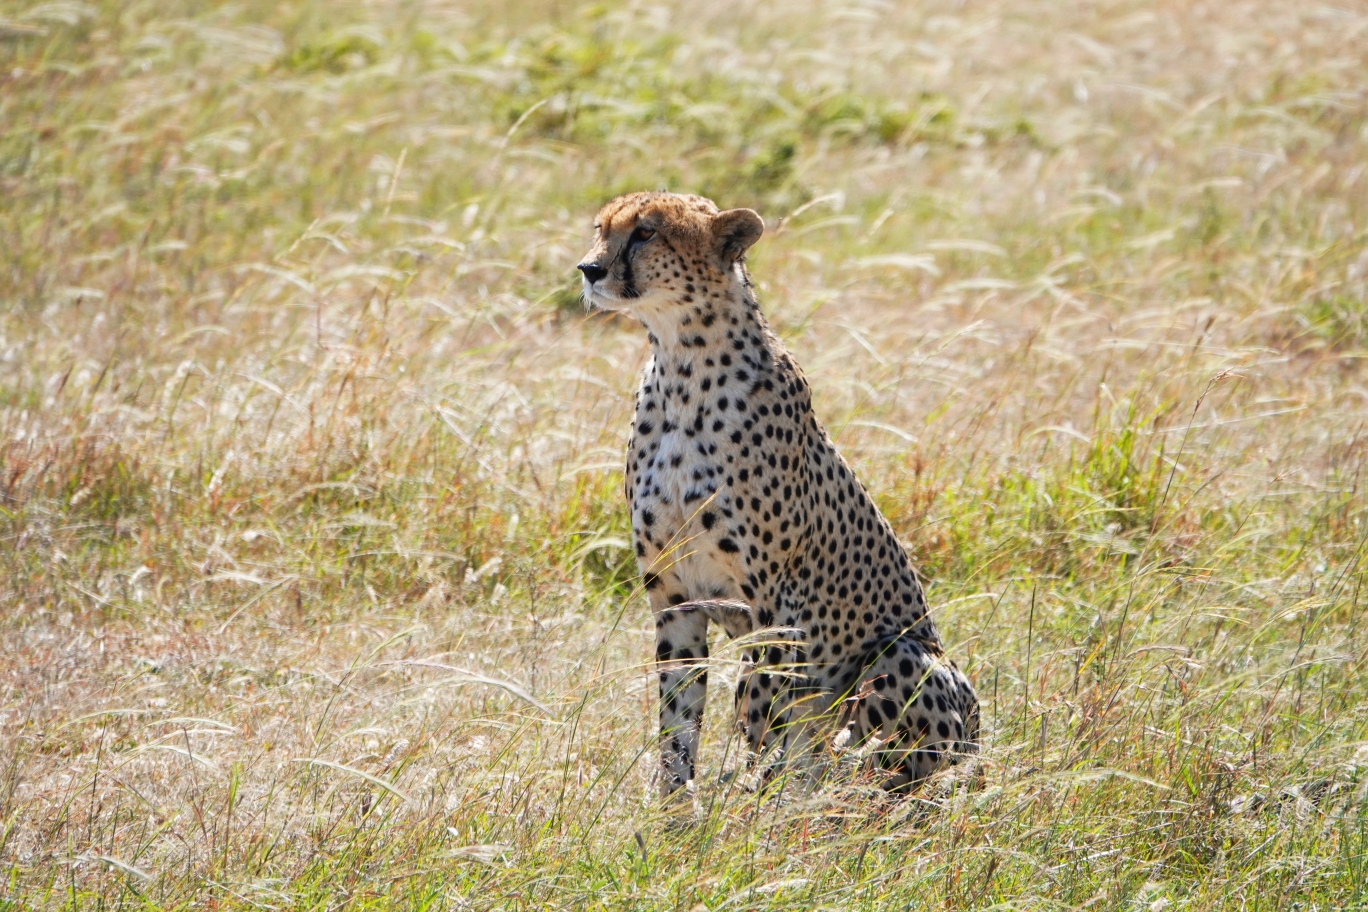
xmin=577 ymin=192 xmax=980 ymax=798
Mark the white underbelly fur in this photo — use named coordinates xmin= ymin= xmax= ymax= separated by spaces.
xmin=643 ymin=430 xmax=738 ymax=600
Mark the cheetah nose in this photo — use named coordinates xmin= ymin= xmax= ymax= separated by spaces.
xmin=577 ymin=262 xmax=608 ymax=284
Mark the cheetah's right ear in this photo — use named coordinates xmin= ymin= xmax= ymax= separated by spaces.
xmin=712 ymin=208 xmax=764 ymax=265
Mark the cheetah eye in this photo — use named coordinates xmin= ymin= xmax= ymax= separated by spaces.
xmin=629 ymin=226 xmax=656 ymax=246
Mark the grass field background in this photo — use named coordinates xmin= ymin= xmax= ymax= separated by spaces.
xmin=3 ymin=0 xmax=1368 ymax=908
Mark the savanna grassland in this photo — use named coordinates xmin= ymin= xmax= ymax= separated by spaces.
xmin=2 ymin=0 xmax=1368 ymax=908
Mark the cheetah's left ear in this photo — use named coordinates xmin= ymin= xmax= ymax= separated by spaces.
xmin=712 ymin=208 xmax=764 ymax=265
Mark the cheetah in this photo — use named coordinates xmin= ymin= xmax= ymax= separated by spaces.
xmin=577 ymin=191 xmax=980 ymax=800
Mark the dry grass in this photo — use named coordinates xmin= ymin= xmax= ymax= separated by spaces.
xmin=2 ymin=0 xmax=1368 ymax=908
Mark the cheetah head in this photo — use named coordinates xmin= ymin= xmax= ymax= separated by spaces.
xmin=577 ymin=192 xmax=764 ymax=319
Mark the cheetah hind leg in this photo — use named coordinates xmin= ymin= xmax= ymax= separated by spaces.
xmin=841 ymin=637 xmax=980 ymax=793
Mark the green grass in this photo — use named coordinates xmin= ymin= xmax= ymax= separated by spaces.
xmin=2 ymin=0 xmax=1368 ymax=908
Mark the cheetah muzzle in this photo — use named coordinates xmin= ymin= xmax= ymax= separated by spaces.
xmin=578 ymin=191 xmax=980 ymax=800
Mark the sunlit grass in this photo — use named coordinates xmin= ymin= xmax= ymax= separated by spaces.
xmin=2 ymin=0 xmax=1368 ymax=908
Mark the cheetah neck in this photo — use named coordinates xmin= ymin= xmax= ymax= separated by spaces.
xmin=637 ymin=283 xmax=778 ymax=425
xmin=638 ymin=280 xmax=771 ymax=363
xmin=632 ymin=278 xmax=777 ymax=432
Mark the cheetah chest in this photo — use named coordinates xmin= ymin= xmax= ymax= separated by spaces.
xmin=631 ymin=425 xmax=740 ymax=599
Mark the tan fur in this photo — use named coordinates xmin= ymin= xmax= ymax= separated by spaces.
xmin=578 ymin=192 xmax=979 ymax=798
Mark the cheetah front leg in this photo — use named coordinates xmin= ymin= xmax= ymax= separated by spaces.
xmin=652 ymin=587 xmax=712 ymax=800
xmin=738 ymin=634 xmax=821 ymax=788
xmin=653 ymin=595 xmax=756 ymax=799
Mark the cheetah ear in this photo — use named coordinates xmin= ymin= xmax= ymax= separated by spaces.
xmin=712 ymin=208 xmax=764 ymax=265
